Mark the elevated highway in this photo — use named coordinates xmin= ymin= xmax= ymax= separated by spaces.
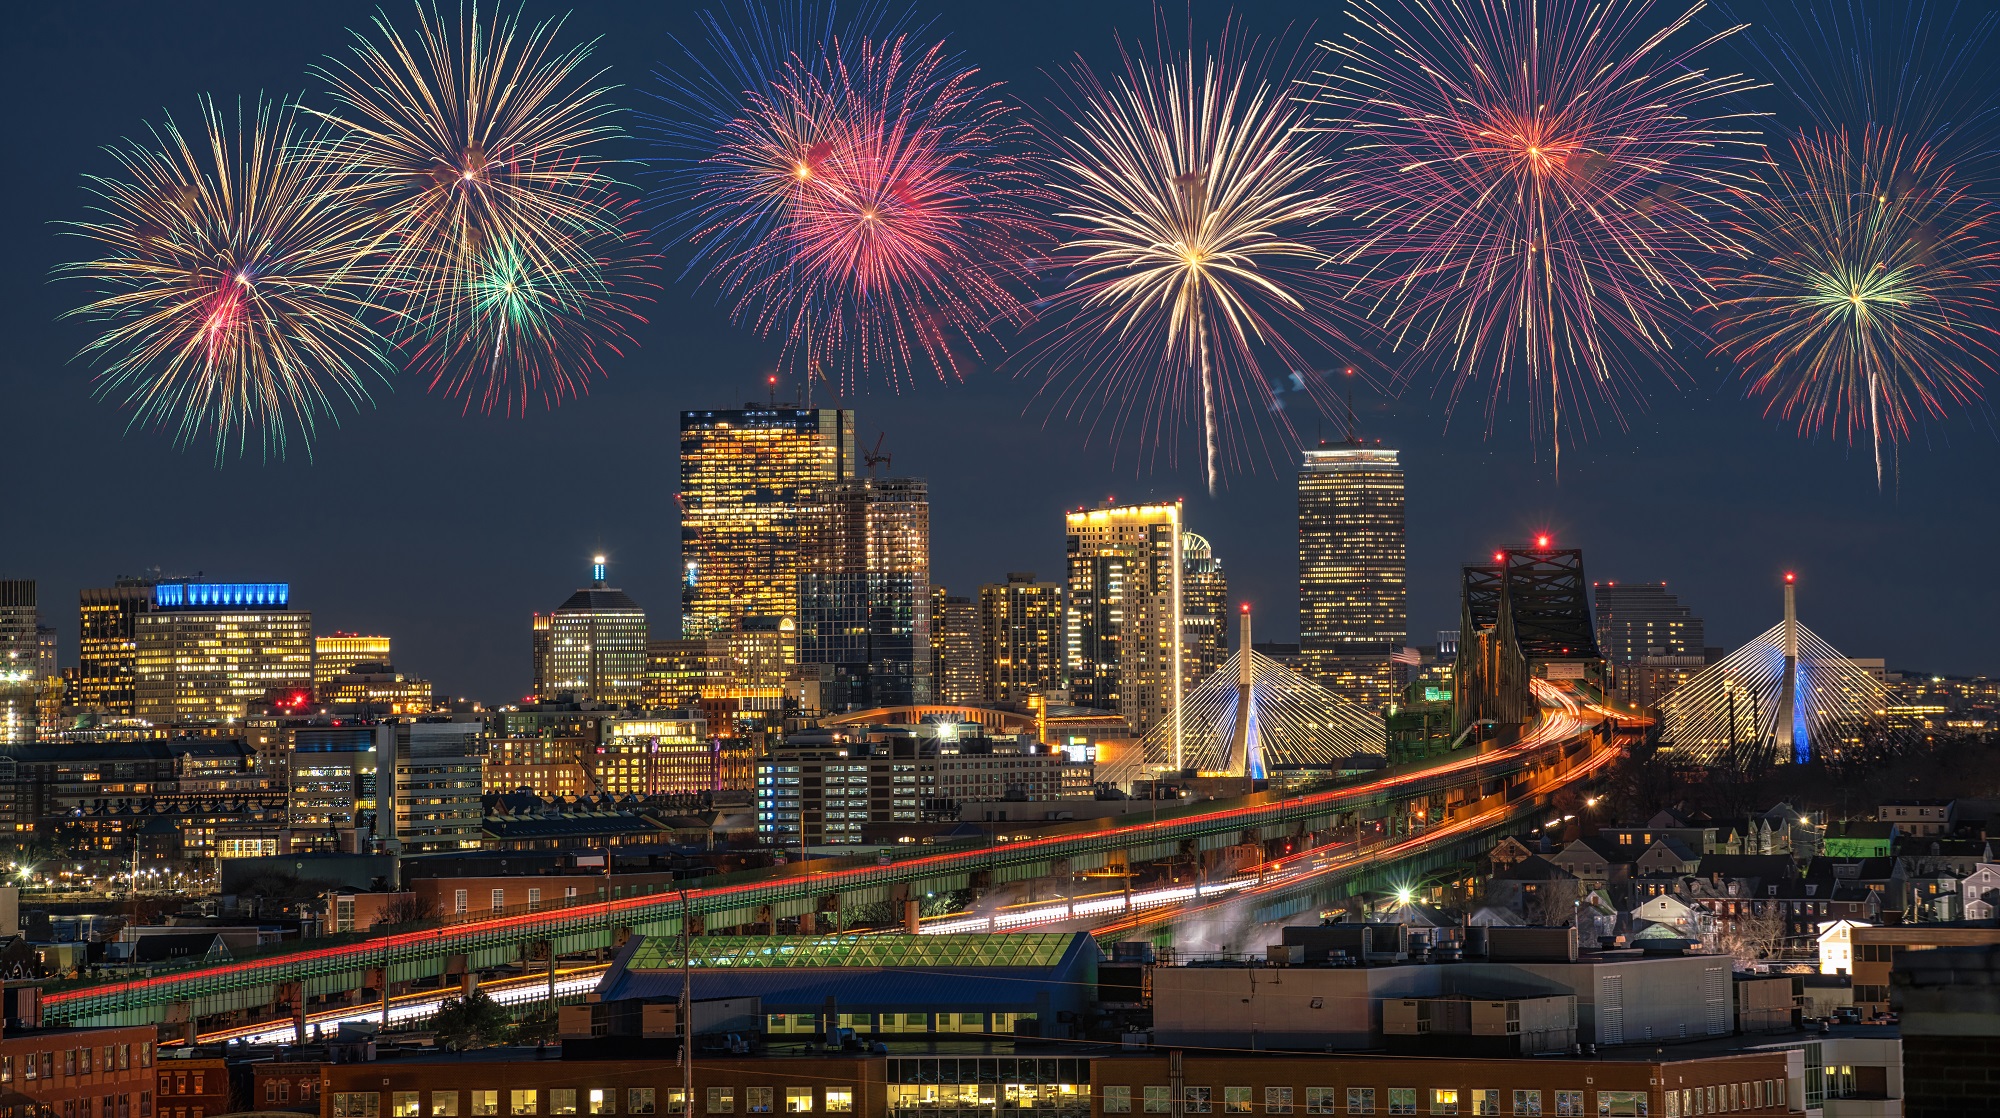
xmin=46 ymin=685 xmax=1623 ymax=1029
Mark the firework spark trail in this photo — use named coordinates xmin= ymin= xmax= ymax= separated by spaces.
xmin=763 ymin=34 xmax=1045 ymax=390
xmin=1710 ymin=127 xmax=2000 ymax=488
xmin=311 ymin=0 xmax=646 ymax=415
xmin=1032 ymin=29 xmax=1352 ymax=495
xmin=59 ymin=96 xmax=390 ymax=461
xmin=1312 ymin=0 xmax=1765 ymax=474
xmin=649 ymin=4 xmax=1042 ymax=393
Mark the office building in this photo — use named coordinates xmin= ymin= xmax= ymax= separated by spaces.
xmin=980 ymin=573 xmax=1063 ymax=705
xmin=597 ymin=714 xmax=715 ymax=796
xmin=645 ymin=637 xmax=711 ymax=710
xmin=1594 ymin=581 xmax=1706 ymax=700
xmin=320 ymin=663 xmax=434 ymax=715
xmin=483 ymin=703 xmax=624 ymax=797
xmin=530 ymin=612 xmax=552 ymax=699
xmin=133 ymin=582 xmax=314 ymax=725
xmin=798 ymin=477 xmax=933 ymax=708
xmin=315 ymin=632 xmax=392 ymax=689
xmin=543 ymin=557 xmax=648 ymax=705
xmin=1065 ymin=502 xmax=1185 ymax=735
xmin=286 ymin=723 xmax=379 ymax=853
xmin=1298 ymin=445 xmax=1408 ymax=709
xmin=386 ymin=717 xmax=485 ymax=854
xmin=1181 ymin=533 xmax=1229 ymax=687
xmin=0 ymin=580 xmax=37 ymax=744
xmin=931 ymin=588 xmax=983 ymax=704
xmin=680 ymin=406 xmax=855 ymax=639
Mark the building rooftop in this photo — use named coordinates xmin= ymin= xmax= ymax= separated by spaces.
xmin=556 ymin=588 xmax=643 ymax=613
xmin=624 ymin=933 xmax=1083 ymax=971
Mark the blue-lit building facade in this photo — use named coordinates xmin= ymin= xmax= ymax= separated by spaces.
xmin=134 ymin=581 xmax=312 ymax=725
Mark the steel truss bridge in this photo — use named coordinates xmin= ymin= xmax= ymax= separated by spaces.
xmin=43 ymin=701 xmax=1620 ymax=1028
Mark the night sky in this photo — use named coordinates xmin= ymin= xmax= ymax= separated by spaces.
xmin=4 ymin=1 xmax=1997 ymax=702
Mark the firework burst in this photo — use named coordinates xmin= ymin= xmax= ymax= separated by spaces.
xmin=1312 ymin=0 xmax=1765 ymax=472
xmin=1710 ymin=128 xmax=2000 ymax=487
xmin=312 ymin=0 xmax=645 ymax=414
xmin=1032 ymin=30 xmax=1352 ymax=495
xmin=650 ymin=5 xmax=1041 ymax=393
xmin=59 ymin=96 xmax=389 ymax=461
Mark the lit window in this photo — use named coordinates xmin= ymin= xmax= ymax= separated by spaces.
xmin=783 ymin=1089 xmax=812 ymax=1114
xmin=512 ymin=1091 xmax=538 ymax=1116
xmin=392 ymin=1094 xmax=421 ymax=1118
xmin=472 ymin=1092 xmax=499 ymax=1117
xmin=434 ymin=1093 xmax=461 ymax=1116
xmin=549 ymin=1092 xmax=576 ymax=1116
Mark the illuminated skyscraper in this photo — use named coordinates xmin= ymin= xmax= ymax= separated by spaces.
xmin=1181 ymin=533 xmax=1230 ymax=689
xmin=980 ymin=572 xmax=1063 ymax=704
xmin=931 ymin=588 xmax=983 ymax=704
xmin=1299 ymin=445 xmax=1408 ymax=708
xmin=134 ymin=582 xmax=314 ymax=724
xmin=75 ymin=577 xmax=156 ymax=713
xmin=645 ymin=638 xmax=711 ymax=710
xmin=544 ymin=557 xmax=649 ymax=706
xmin=1593 ymin=581 xmax=1706 ymax=703
xmin=530 ymin=613 xmax=552 ymax=699
xmin=798 ymin=477 xmax=932 ymax=707
xmin=0 ymin=580 xmax=38 ymax=743
xmin=679 ymin=407 xmax=855 ymax=639
xmin=1065 ymin=502 xmax=1185 ymax=738
xmin=315 ymin=633 xmax=392 ymax=689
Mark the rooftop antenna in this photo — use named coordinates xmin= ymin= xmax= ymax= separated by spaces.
xmin=1343 ymin=367 xmax=1359 ymax=444
xmin=767 ymin=374 xmax=778 ymax=407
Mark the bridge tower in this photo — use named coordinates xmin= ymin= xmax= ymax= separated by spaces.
xmin=1773 ymin=572 xmax=1805 ymax=764
xmin=1224 ymin=605 xmax=1262 ymax=777
xmin=1454 ymin=540 xmax=1602 ymax=732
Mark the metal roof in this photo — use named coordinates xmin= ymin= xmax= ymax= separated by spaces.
xmin=624 ymin=933 xmax=1080 ymax=971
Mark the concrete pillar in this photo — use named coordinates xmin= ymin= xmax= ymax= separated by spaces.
xmin=903 ymin=898 xmax=920 ymax=933
xmin=799 ymin=909 xmax=816 ymax=934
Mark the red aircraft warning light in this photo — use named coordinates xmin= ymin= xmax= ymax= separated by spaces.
xmin=1784 ymin=571 xmax=1796 ymax=584
xmin=1535 ymin=534 xmax=1551 ymax=549
xmin=1240 ymin=602 xmax=1251 ymax=614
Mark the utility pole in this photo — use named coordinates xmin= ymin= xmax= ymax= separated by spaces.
xmin=679 ymin=888 xmax=693 ymax=1114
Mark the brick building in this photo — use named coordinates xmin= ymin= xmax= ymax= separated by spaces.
xmin=0 ymin=1024 xmax=156 ymax=1118
xmin=315 ymin=1047 xmax=1803 ymax=1118
xmin=153 ymin=1056 xmax=229 ymax=1118
xmin=1849 ymin=924 xmax=2000 ymax=1018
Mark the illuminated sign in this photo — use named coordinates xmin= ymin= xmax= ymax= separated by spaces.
xmin=154 ymin=583 xmax=290 ymax=609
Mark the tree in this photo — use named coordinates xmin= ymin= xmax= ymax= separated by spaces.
xmin=429 ymin=991 xmax=513 ymax=1052
xmin=1524 ymin=876 xmax=1586 ymax=927
xmin=382 ymin=893 xmax=442 ymax=928
xmin=1718 ymin=902 xmax=1787 ymax=969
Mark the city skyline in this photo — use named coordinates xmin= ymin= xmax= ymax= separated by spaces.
xmin=3 ymin=1 xmax=1998 ymax=700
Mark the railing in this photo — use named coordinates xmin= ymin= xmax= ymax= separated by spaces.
xmin=42 ymin=726 xmax=1615 ymax=1022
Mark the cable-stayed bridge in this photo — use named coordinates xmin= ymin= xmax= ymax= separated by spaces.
xmin=1660 ymin=575 xmax=1892 ymax=766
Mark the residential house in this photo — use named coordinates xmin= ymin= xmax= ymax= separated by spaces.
xmin=1960 ymin=861 xmax=2000 ymax=921
xmin=1769 ymin=879 xmax=1879 ymax=952
xmin=1599 ymin=809 xmax=1736 ymax=856
xmin=1486 ymin=835 xmax=1542 ymax=871
xmin=1629 ymin=894 xmax=1705 ymax=940
xmin=1483 ymin=856 xmax=1581 ymax=921
xmin=1879 ymin=799 xmax=1954 ymax=837
xmin=1806 ymin=855 xmax=1910 ymax=917
xmin=1635 ymin=837 xmax=1701 ymax=877
xmin=1547 ymin=837 xmax=1629 ymax=885
xmin=1821 ymin=821 xmax=1896 ymax=860
xmin=1816 ymin=918 xmax=1872 ymax=976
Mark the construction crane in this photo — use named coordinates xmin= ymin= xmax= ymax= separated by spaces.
xmin=863 ymin=433 xmax=891 ymax=475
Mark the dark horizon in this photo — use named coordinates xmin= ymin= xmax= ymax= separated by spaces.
xmin=4 ymin=0 xmax=1998 ymax=703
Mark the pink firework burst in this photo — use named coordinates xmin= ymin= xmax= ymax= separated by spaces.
xmin=1313 ymin=0 xmax=1766 ymax=472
